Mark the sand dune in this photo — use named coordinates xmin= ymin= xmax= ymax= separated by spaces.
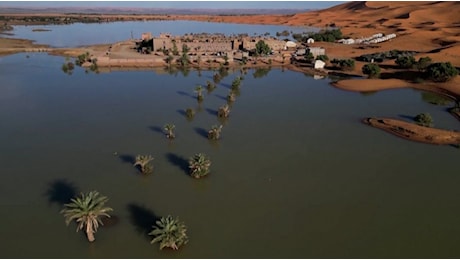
xmin=186 ymin=1 xmax=460 ymax=68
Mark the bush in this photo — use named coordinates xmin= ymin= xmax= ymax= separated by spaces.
xmin=316 ymin=55 xmax=329 ymax=62
xmin=426 ymin=62 xmax=458 ymax=82
xmin=395 ymin=55 xmax=416 ymax=69
xmin=331 ymin=58 xmax=355 ymax=71
xmin=414 ymin=113 xmax=433 ymax=127
xmin=362 ymin=63 xmax=381 ymax=78
xmin=416 ymin=56 xmax=432 ymax=71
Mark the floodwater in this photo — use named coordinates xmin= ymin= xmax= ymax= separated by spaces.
xmin=5 ymin=20 xmax=310 ymax=47
xmin=1 ymin=25 xmax=460 ymax=258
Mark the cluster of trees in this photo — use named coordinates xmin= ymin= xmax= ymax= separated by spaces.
xmin=293 ymin=29 xmax=343 ymax=43
xmin=331 ymin=58 xmax=355 ymax=71
xmin=357 ymin=50 xmax=417 ymax=63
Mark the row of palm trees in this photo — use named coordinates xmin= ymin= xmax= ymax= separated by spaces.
xmin=60 ymin=66 xmax=247 ymax=250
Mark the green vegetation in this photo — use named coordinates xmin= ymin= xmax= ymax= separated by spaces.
xmin=414 ymin=113 xmax=433 ymax=127
xmin=255 ymin=40 xmax=271 ymax=56
xmin=206 ymin=80 xmax=216 ymax=93
xmin=231 ymin=76 xmax=242 ymax=90
xmin=163 ymin=123 xmax=176 ymax=139
xmin=208 ymin=125 xmax=223 ymax=140
xmin=295 ymin=29 xmax=343 ymax=43
xmin=61 ymin=62 xmax=75 ymax=74
xmin=188 ymin=153 xmax=211 ymax=179
xmin=416 ymin=57 xmax=432 ymax=72
xmin=331 ymin=59 xmax=355 ymax=71
xmin=227 ymin=91 xmax=236 ymax=103
xmin=61 ymin=191 xmax=113 ymax=242
xmin=316 ymin=54 xmax=329 ymax=62
xmin=149 ymin=215 xmax=188 ymax=250
xmin=217 ymin=104 xmax=231 ymax=118
xmin=133 ymin=155 xmax=154 ymax=174
xmin=357 ymin=50 xmax=417 ymax=63
xmin=276 ymin=30 xmax=290 ymax=37
xmin=362 ymin=63 xmax=381 ymax=78
xmin=425 ymin=62 xmax=458 ymax=82
xmin=213 ymin=72 xmax=222 ymax=84
xmin=253 ymin=67 xmax=272 ymax=78
xmin=75 ymin=52 xmax=90 ymax=66
xmin=421 ymin=92 xmax=453 ymax=106
xmin=194 ymin=85 xmax=204 ymax=101
xmin=172 ymin=41 xmax=179 ymax=56
xmin=185 ymin=108 xmax=195 ymax=119
xmin=395 ymin=55 xmax=416 ymax=69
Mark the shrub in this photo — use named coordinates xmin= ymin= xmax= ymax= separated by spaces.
xmin=414 ymin=113 xmax=433 ymax=127
xmin=426 ymin=62 xmax=458 ymax=82
xmin=331 ymin=59 xmax=355 ymax=71
xmin=362 ymin=63 xmax=381 ymax=78
xmin=416 ymin=56 xmax=432 ymax=71
xmin=395 ymin=55 xmax=416 ymax=69
xmin=316 ymin=55 xmax=329 ymax=62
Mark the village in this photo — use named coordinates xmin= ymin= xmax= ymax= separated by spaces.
xmin=85 ymin=28 xmax=402 ymax=73
xmin=93 ymin=31 xmax=329 ymax=70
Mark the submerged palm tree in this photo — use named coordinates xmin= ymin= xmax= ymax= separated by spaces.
xmin=188 ymin=153 xmax=211 ymax=178
xmin=217 ymin=104 xmax=231 ymax=118
xmin=194 ymin=85 xmax=204 ymax=102
xmin=61 ymin=191 xmax=113 ymax=242
xmin=134 ymin=155 xmax=154 ymax=174
xmin=163 ymin=123 xmax=176 ymax=139
xmin=206 ymin=80 xmax=216 ymax=93
xmin=208 ymin=125 xmax=223 ymax=140
xmin=185 ymin=108 xmax=195 ymax=119
xmin=227 ymin=91 xmax=236 ymax=103
xmin=149 ymin=215 xmax=188 ymax=250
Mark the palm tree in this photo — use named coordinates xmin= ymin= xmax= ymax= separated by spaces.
xmin=185 ymin=108 xmax=195 ymax=119
xmin=206 ymin=80 xmax=216 ymax=93
xmin=208 ymin=125 xmax=223 ymax=140
xmin=163 ymin=123 xmax=176 ymax=139
xmin=188 ymin=153 xmax=211 ymax=178
xmin=61 ymin=191 xmax=113 ymax=242
xmin=217 ymin=104 xmax=231 ymax=118
xmin=149 ymin=215 xmax=188 ymax=250
xmin=194 ymin=85 xmax=204 ymax=102
xmin=227 ymin=91 xmax=236 ymax=103
xmin=134 ymin=155 xmax=154 ymax=174
xmin=231 ymin=76 xmax=241 ymax=90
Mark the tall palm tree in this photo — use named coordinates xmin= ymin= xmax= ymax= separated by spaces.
xmin=163 ymin=123 xmax=176 ymax=139
xmin=134 ymin=155 xmax=154 ymax=174
xmin=208 ymin=125 xmax=223 ymax=140
xmin=149 ymin=215 xmax=188 ymax=250
xmin=194 ymin=85 xmax=204 ymax=101
xmin=61 ymin=191 xmax=113 ymax=242
xmin=188 ymin=153 xmax=211 ymax=178
xmin=217 ymin=104 xmax=231 ymax=118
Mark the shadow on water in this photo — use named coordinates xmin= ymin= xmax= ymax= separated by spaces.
xmin=119 ymin=154 xmax=135 ymax=165
xmin=148 ymin=126 xmax=164 ymax=135
xmin=194 ymin=127 xmax=209 ymax=139
xmin=165 ymin=153 xmax=189 ymax=175
xmin=45 ymin=179 xmax=78 ymax=206
xmin=205 ymin=108 xmax=218 ymax=116
xmin=215 ymin=94 xmax=227 ymax=101
xmin=398 ymin=114 xmax=415 ymax=121
xmin=177 ymin=90 xmax=195 ymax=100
xmin=176 ymin=109 xmax=187 ymax=117
xmin=127 ymin=204 xmax=160 ymax=239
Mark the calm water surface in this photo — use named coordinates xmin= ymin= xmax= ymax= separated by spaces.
xmin=1 ymin=51 xmax=460 ymax=258
xmin=6 ymin=20 xmax=310 ymax=47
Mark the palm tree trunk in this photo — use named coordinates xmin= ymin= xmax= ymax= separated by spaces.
xmin=86 ymin=222 xmax=95 ymax=242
